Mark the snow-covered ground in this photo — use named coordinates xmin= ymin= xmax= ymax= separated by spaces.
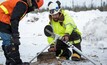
xmin=0 ymin=10 xmax=107 ymax=65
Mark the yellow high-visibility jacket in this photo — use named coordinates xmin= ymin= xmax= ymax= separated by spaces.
xmin=47 ymin=10 xmax=81 ymax=44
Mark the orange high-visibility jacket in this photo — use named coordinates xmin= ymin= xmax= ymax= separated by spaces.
xmin=0 ymin=0 xmax=27 ymax=24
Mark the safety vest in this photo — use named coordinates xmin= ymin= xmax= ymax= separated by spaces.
xmin=0 ymin=0 xmax=27 ymax=24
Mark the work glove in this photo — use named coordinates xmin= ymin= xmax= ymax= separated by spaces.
xmin=61 ymin=33 xmax=70 ymax=43
xmin=48 ymin=44 xmax=56 ymax=52
xmin=11 ymin=34 xmax=21 ymax=45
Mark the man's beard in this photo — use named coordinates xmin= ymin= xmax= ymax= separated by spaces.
xmin=53 ymin=18 xmax=59 ymax=22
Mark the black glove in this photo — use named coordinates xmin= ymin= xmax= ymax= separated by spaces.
xmin=61 ymin=33 xmax=70 ymax=43
xmin=11 ymin=34 xmax=21 ymax=45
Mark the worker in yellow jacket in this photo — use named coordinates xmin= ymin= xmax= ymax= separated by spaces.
xmin=47 ymin=1 xmax=82 ymax=61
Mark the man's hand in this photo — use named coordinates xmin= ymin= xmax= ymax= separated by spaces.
xmin=11 ymin=34 xmax=20 ymax=45
xmin=61 ymin=33 xmax=70 ymax=43
xmin=48 ymin=44 xmax=56 ymax=52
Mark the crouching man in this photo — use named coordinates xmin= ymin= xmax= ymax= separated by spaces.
xmin=46 ymin=1 xmax=82 ymax=61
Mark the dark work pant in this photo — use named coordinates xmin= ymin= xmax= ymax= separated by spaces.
xmin=69 ymin=31 xmax=82 ymax=56
xmin=56 ymin=39 xmax=71 ymax=59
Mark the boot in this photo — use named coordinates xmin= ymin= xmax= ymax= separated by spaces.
xmin=2 ymin=45 xmax=11 ymax=65
xmin=71 ymin=53 xmax=81 ymax=61
xmin=2 ymin=45 xmax=22 ymax=65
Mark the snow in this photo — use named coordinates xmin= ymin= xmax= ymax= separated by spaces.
xmin=0 ymin=10 xmax=107 ymax=65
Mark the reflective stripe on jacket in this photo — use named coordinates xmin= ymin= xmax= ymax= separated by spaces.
xmin=0 ymin=0 xmax=27 ymax=24
xmin=47 ymin=10 xmax=81 ymax=44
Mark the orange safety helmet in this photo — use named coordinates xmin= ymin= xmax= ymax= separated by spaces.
xmin=32 ymin=0 xmax=44 ymax=9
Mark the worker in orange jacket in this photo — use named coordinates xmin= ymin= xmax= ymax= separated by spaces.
xmin=0 ymin=0 xmax=43 ymax=65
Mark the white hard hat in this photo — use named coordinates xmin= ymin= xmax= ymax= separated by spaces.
xmin=48 ymin=2 xmax=60 ymax=15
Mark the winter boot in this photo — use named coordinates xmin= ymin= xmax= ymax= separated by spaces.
xmin=3 ymin=45 xmax=22 ymax=65
xmin=2 ymin=45 xmax=11 ymax=65
xmin=71 ymin=53 xmax=81 ymax=61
